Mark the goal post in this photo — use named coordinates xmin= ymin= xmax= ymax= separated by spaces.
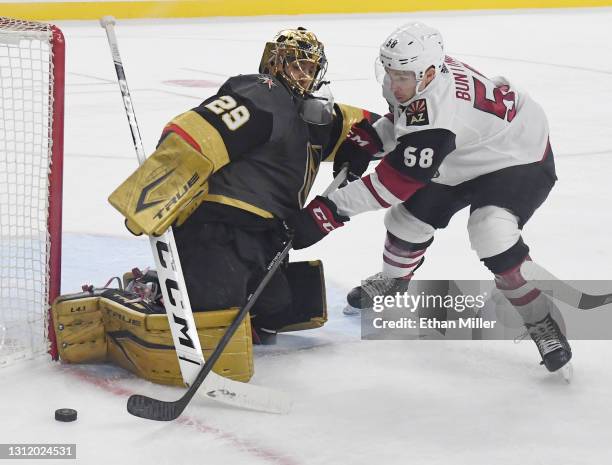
xmin=0 ymin=17 xmax=64 ymax=366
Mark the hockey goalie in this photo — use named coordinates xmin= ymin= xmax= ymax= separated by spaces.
xmin=51 ymin=27 xmax=379 ymax=386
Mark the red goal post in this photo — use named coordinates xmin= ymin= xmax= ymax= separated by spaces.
xmin=0 ymin=17 xmax=64 ymax=365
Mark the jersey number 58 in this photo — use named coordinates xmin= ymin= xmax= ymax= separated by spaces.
xmin=403 ymin=146 xmax=434 ymax=168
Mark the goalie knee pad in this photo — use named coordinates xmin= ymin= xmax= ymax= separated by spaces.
xmin=52 ymin=287 xmax=253 ymax=385
xmin=252 ymin=261 xmax=328 ymax=333
xmin=280 ymin=260 xmax=327 ymax=332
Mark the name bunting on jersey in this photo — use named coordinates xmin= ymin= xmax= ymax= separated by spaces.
xmin=404 ymin=99 xmax=429 ymax=127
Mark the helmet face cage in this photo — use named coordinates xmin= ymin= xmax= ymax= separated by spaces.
xmin=259 ymin=28 xmax=327 ymax=96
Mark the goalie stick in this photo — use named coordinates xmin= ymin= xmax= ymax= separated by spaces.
xmin=100 ymin=15 xmax=290 ymax=414
xmin=126 ymin=166 xmax=349 ymax=421
xmin=521 ymin=261 xmax=612 ymax=310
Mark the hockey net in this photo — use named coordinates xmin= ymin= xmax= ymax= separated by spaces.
xmin=0 ymin=17 xmax=64 ymax=367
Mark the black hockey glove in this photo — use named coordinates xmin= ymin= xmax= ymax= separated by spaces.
xmin=333 ymin=119 xmax=383 ymax=183
xmin=287 ymin=196 xmax=349 ymax=250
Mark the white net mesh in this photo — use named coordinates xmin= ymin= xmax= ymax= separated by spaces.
xmin=0 ymin=18 xmax=57 ymax=366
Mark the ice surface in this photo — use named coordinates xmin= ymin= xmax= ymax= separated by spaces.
xmin=1 ymin=8 xmax=612 ymax=464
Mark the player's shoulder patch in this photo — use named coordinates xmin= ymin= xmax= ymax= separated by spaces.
xmin=222 ymin=74 xmax=284 ymax=95
xmin=404 ymin=98 xmax=429 ymax=127
xmin=256 ymin=74 xmax=279 ymax=90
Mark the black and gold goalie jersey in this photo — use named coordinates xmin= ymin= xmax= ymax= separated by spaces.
xmin=175 ymin=74 xmax=371 ymax=224
xmin=108 ymin=73 xmax=375 ymax=235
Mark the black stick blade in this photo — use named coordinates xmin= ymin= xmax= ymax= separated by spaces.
xmin=127 ymin=394 xmax=185 ymax=421
xmin=578 ymin=292 xmax=612 ymax=310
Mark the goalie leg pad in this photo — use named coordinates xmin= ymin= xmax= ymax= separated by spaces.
xmin=52 ymin=288 xmax=253 ymax=385
xmin=280 ymin=260 xmax=327 ymax=332
xmin=252 ymin=260 xmax=327 ymax=333
xmin=52 ymin=290 xmax=108 ymax=364
xmin=133 ymin=301 xmax=254 ymax=384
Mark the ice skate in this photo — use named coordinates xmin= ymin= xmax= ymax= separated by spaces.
xmin=525 ymin=313 xmax=573 ymax=375
xmin=343 ymin=272 xmax=411 ymax=315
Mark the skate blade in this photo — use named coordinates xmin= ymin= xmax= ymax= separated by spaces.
xmin=558 ymin=362 xmax=573 ymax=384
xmin=342 ymin=305 xmax=362 ymax=316
xmin=560 ymin=362 xmax=574 ymax=384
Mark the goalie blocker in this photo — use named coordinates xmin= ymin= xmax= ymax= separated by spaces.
xmin=51 ymin=260 xmax=326 ymax=385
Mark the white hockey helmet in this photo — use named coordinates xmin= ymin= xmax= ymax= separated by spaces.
xmin=376 ymin=22 xmax=445 ymax=82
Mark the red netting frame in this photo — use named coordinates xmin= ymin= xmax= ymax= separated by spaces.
xmin=47 ymin=24 xmax=64 ymax=360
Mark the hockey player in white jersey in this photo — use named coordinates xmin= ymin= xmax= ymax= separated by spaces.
xmin=287 ymin=22 xmax=571 ymax=373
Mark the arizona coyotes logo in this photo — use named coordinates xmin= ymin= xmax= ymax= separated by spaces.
xmin=405 ymin=99 xmax=429 ymax=127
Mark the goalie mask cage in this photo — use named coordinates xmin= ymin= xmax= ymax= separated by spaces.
xmin=0 ymin=17 xmax=64 ymax=367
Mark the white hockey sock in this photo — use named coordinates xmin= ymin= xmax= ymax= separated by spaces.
xmin=495 ymin=257 xmax=553 ymax=324
xmin=382 ymin=232 xmax=427 ymax=279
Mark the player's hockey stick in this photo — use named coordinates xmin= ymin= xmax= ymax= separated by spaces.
xmin=521 ymin=261 xmax=612 ymax=310
xmin=100 ymin=15 xmax=290 ymax=414
xmin=127 ymin=166 xmax=349 ymax=421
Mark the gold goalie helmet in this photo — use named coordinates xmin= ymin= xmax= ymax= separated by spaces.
xmin=259 ymin=27 xmax=328 ymax=96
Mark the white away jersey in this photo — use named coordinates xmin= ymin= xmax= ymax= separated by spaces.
xmin=329 ymin=56 xmax=551 ymax=217
xmin=375 ymin=55 xmax=550 ymax=186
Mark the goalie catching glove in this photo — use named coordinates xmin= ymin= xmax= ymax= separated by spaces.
xmin=287 ymin=196 xmax=349 ymax=249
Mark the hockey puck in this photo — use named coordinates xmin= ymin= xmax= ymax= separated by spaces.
xmin=55 ymin=408 xmax=77 ymax=422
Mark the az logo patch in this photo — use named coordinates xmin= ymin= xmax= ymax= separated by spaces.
xmin=405 ymin=99 xmax=429 ymax=127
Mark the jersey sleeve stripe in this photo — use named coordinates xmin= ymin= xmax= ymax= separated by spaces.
xmin=163 ymin=123 xmax=201 ymax=152
xmin=169 ymin=111 xmax=231 ymax=172
xmin=362 ymin=175 xmax=392 ymax=208
xmin=374 ymin=159 xmax=426 ymax=201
